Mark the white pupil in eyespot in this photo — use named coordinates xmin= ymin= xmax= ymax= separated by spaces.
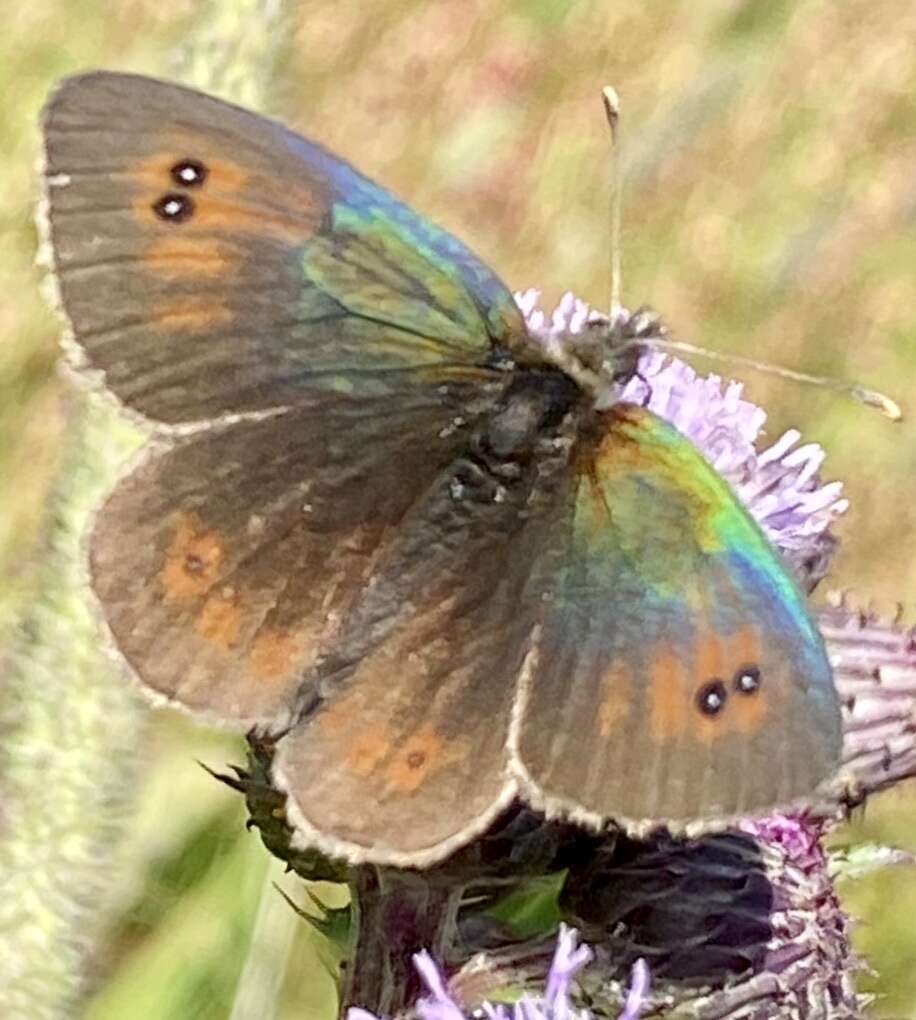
xmin=737 ymin=670 xmax=759 ymax=692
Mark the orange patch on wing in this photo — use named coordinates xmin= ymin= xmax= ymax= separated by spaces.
xmin=726 ymin=626 xmax=768 ymax=734
xmin=186 ymin=195 xmax=318 ymax=245
xmin=249 ymin=628 xmax=307 ymax=683
xmin=346 ymin=727 xmax=391 ymax=779
xmin=128 ymin=149 xmax=251 ymax=193
xmin=153 ymin=299 xmax=233 ymax=333
xmin=649 ymin=646 xmax=690 ymax=741
xmin=195 ymin=592 xmax=243 ymax=649
xmin=320 ymin=693 xmax=396 ymax=782
xmin=160 ymin=512 xmax=225 ymax=599
xmin=693 ymin=631 xmax=726 ymax=685
xmin=144 ymin=234 xmax=239 ymax=276
xmin=317 ymin=694 xmax=465 ymax=796
xmin=691 ymin=629 xmax=727 ymax=744
xmin=316 ymin=687 xmax=363 ymax=732
xmin=133 ymin=191 xmax=317 ymax=245
xmin=129 ymin=144 xmax=326 ymax=244
xmin=384 ymin=725 xmax=467 ymax=794
xmin=598 ymin=663 xmax=632 ymax=736
xmin=689 ymin=625 xmax=768 ymax=744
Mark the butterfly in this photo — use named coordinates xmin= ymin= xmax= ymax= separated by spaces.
xmin=40 ymin=71 xmax=842 ymax=866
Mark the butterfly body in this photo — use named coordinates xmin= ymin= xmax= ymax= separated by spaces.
xmin=40 ymin=71 xmax=841 ymax=865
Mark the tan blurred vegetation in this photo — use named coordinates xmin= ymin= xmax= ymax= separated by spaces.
xmin=1 ymin=0 xmax=914 ymax=1017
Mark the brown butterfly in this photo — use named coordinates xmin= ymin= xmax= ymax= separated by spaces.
xmin=40 ymin=71 xmax=841 ymax=866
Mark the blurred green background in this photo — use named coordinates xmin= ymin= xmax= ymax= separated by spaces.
xmin=1 ymin=0 xmax=915 ymax=1017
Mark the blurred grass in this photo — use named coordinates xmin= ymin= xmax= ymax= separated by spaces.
xmin=1 ymin=0 xmax=914 ymax=1016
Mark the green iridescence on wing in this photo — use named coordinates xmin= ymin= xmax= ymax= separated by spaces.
xmin=282 ymin=112 xmax=526 ymax=356
xmin=576 ymin=406 xmax=820 ymax=645
xmin=303 ymin=203 xmax=518 ymax=361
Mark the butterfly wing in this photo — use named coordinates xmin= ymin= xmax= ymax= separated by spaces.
xmin=271 ymin=465 xmax=533 ymax=866
xmin=90 ymin=383 xmax=495 ymax=726
xmin=41 ymin=71 xmax=525 ymax=424
xmin=514 ymin=404 xmax=841 ymax=829
xmin=273 ymin=374 xmax=578 ymax=864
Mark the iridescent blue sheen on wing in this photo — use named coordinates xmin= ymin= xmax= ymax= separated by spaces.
xmin=280 ymin=128 xmax=527 ymax=355
xmin=42 ymin=71 xmax=523 ymax=423
xmin=567 ymin=404 xmax=834 ymax=707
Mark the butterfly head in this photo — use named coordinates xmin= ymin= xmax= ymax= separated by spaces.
xmin=518 ymin=297 xmax=669 ymax=406
xmin=589 ymin=304 xmax=669 ymax=385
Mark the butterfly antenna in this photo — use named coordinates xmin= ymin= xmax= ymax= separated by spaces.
xmin=597 ymin=87 xmax=900 ymax=423
xmin=602 ymin=86 xmax=624 ymax=326
xmin=643 ymin=336 xmax=903 ymax=421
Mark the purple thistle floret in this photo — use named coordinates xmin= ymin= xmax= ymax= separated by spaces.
xmin=740 ymin=812 xmax=825 ymax=866
xmin=346 ymin=927 xmax=648 ymax=1020
xmin=615 ymin=960 xmax=650 ymax=1020
xmin=515 ymin=289 xmax=846 ymax=582
xmin=542 ymin=923 xmax=594 ymax=1012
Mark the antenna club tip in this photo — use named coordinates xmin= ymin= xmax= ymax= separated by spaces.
xmin=601 ymin=85 xmax=620 ymax=124
xmin=878 ymin=399 xmax=903 ymax=422
xmin=853 ymin=387 xmax=904 ymax=422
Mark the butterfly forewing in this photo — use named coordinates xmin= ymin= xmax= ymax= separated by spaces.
xmin=514 ymin=404 xmax=842 ymax=829
xmin=41 ymin=71 xmax=524 ymax=425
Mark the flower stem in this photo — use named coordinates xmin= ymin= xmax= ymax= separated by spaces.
xmin=343 ymin=867 xmax=463 ymax=1018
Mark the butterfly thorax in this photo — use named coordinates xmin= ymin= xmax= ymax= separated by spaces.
xmin=472 ymin=306 xmax=671 ymax=489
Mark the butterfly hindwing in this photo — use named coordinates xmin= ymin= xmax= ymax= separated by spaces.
xmin=515 ymin=404 xmax=842 ymax=828
xmin=272 ymin=374 xmax=580 ymax=863
xmin=90 ymin=381 xmax=499 ymax=726
xmin=41 ymin=71 xmax=524 ymax=425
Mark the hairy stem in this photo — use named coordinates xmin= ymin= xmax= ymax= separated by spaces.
xmin=0 ymin=2 xmax=291 ymax=1016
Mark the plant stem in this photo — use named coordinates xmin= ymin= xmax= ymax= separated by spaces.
xmin=0 ymin=2 xmax=292 ymax=1016
xmin=342 ymin=868 xmax=463 ymax=1018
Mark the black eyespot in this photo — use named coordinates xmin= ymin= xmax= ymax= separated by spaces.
xmin=153 ymin=193 xmax=195 ymax=223
xmin=170 ymin=159 xmax=208 ymax=187
xmin=696 ymin=679 xmax=727 ymax=717
xmin=734 ymin=664 xmax=761 ymax=695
